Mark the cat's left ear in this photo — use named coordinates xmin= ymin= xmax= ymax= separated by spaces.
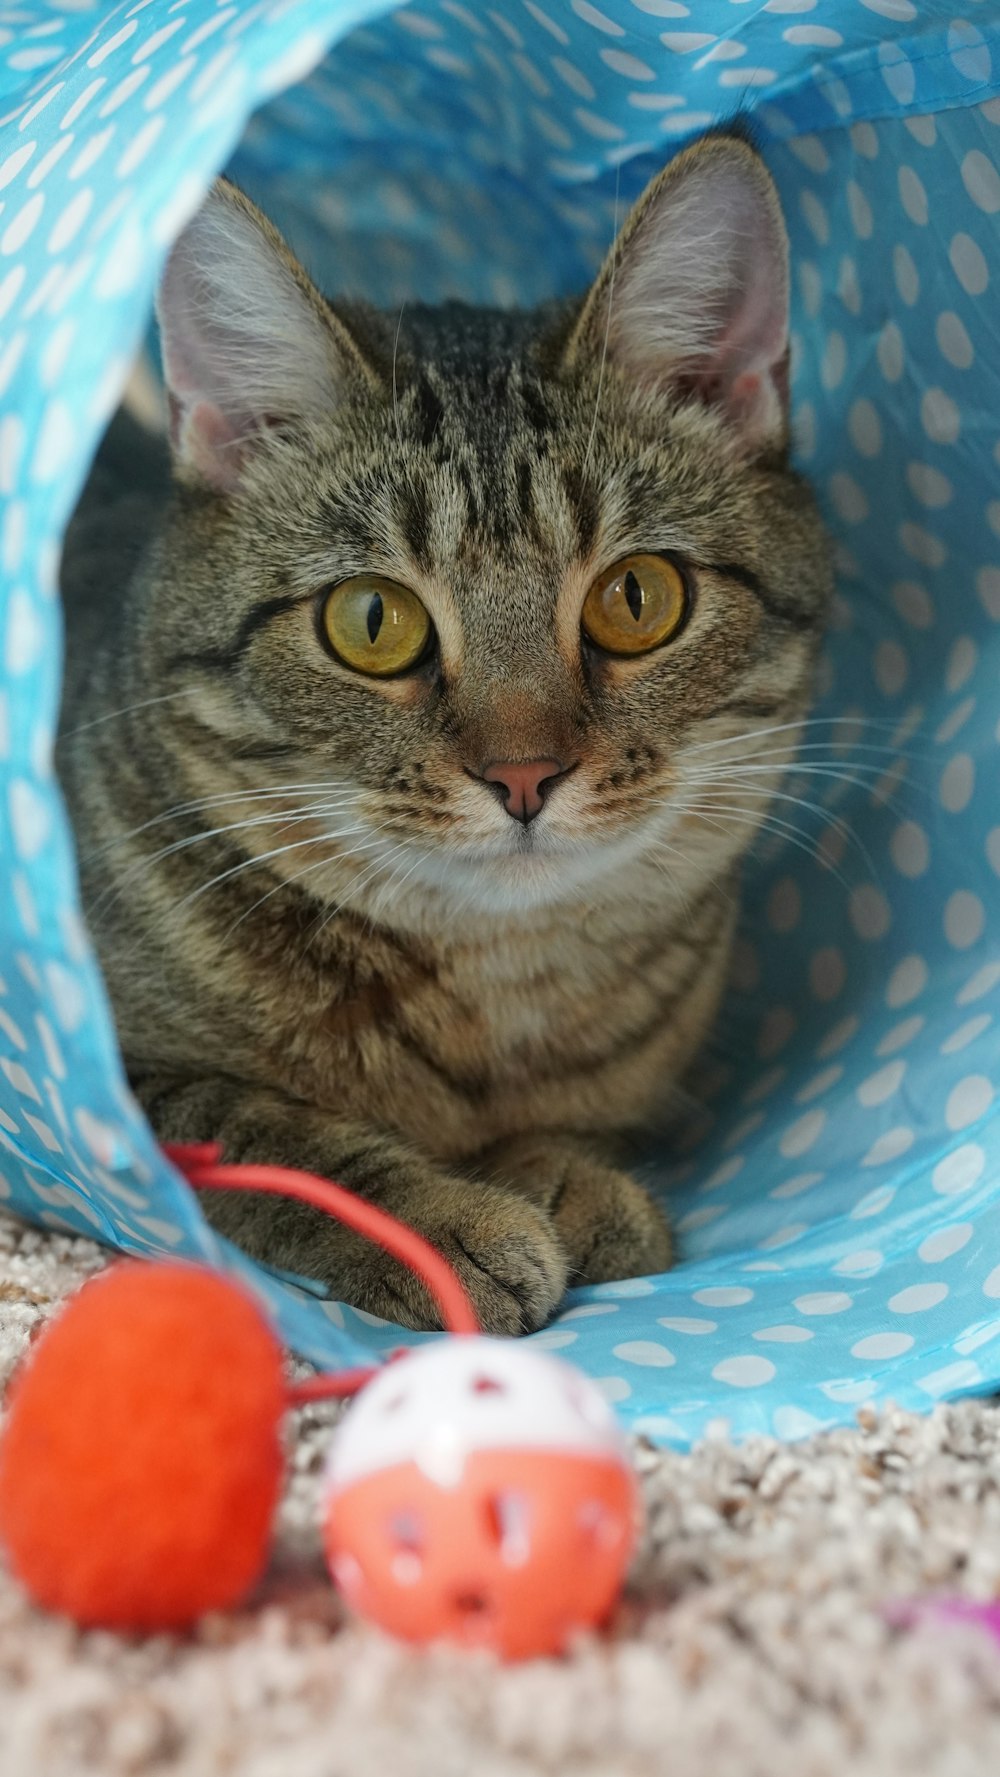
xmin=156 ymin=179 xmax=378 ymax=492
xmin=565 ymin=134 xmax=790 ymax=455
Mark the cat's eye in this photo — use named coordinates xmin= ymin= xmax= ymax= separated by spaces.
xmin=321 ymin=576 xmax=432 ymax=677
xmin=581 ymin=554 xmax=688 ymax=657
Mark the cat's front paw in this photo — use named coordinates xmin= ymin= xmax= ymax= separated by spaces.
xmin=349 ymin=1178 xmax=568 ymax=1335
xmin=563 ymin=1161 xmax=673 ymax=1284
xmin=157 ymin=1081 xmax=570 ymax=1336
xmin=487 ymin=1135 xmax=673 ymax=1286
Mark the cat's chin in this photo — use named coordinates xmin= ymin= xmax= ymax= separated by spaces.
xmin=384 ymin=823 xmax=663 ymax=917
xmin=450 ymin=850 xmax=588 ymax=914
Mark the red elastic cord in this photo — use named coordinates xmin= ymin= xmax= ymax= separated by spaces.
xmin=164 ymin=1143 xmax=481 ymax=1406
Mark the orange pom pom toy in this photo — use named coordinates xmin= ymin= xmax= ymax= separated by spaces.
xmin=0 ymin=1262 xmax=286 ymax=1630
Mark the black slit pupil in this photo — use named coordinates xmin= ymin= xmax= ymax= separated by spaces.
xmin=366 ymin=592 xmax=384 ymax=644
xmin=623 ymin=570 xmax=644 ymax=622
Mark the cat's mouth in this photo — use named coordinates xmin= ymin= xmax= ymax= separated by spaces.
xmin=453 ymin=811 xmax=600 ymax=865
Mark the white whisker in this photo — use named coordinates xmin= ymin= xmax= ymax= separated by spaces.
xmin=682 ymin=802 xmax=854 ymax=894
xmin=222 ymin=826 xmax=398 ymax=941
xmin=89 ymin=783 xmax=361 ymax=854
xmin=392 ymin=302 xmax=406 ymax=451
xmin=60 ymin=688 xmax=198 ymax=740
xmin=682 ymin=761 xmax=901 ymax=798
xmin=366 ymin=845 xmax=429 ymax=926
xmin=167 ymin=826 xmax=385 ymax=924
xmin=685 ymin=780 xmax=864 ymax=853
xmin=93 ymin=815 xmax=378 ymax=926
xmin=304 ymin=840 xmax=415 ymax=951
xmin=89 ymin=800 xmax=348 ymax=869
xmin=685 ymin=713 xmax=911 ymax=757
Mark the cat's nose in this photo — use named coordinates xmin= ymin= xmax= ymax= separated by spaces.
xmin=479 ymin=758 xmax=571 ymax=825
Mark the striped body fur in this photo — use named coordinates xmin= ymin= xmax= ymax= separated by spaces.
xmin=59 ymin=135 xmax=832 ymax=1332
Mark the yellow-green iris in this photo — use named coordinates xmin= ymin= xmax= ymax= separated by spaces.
xmin=582 ymin=554 xmax=688 ymax=657
xmin=322 ymin=576 xmax=432 ymax=677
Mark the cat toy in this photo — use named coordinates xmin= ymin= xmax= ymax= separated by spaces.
xmin=0 ymin=1145 xmax=639 ymax=1660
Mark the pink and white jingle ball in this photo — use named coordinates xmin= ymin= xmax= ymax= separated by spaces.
xmin=320 ymin=1335 xmax=640 ymax=1660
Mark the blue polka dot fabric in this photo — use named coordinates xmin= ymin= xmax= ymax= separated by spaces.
xmin=3 ymin=0 xmax=1000 ymax=1448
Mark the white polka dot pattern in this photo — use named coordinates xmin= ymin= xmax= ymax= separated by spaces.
xmin=2 ymin=1 xmax=1000 ymax=1451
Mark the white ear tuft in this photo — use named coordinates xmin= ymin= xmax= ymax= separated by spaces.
xmin=570 ymin=137 xmax=790 ymax=454
xmin=156 ymin=181 xmax=362 ymax=492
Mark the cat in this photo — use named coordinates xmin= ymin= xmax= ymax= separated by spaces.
xmin=58 ymin=129 xmax=832 ymax=1334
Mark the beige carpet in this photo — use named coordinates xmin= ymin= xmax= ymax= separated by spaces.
xmin=2 ymin=1212 xmax=1000 ymax=1777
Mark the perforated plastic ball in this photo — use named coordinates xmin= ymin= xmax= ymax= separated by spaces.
xmin=0 ymin=1262 xmax=286 ymax=1630
xmin=321 ymin=1336 xmax=640 ymax=1660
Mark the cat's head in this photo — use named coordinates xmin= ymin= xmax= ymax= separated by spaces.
xmin=148 ymin=133 xmax=831 ymax=917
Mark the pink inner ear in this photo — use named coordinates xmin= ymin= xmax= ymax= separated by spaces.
xmin=694 ymin=223 xmax=789 ymax=447
xmin=730 ymin=370 xmax=762 ymax=410
xmin=175 ymin=398 xmax=251 ymax=493
xmin=711 ymin=295 xmax=789 ymax=448
xmin=724 ymin=371 xmax=772 ymax=452
xmin=160 ymin=272 xmax=253 ymax=493
xmin=601 ymin=151 xmax=790 ymax=452
xmin=155 ymin=188 xmax=340 ymax=495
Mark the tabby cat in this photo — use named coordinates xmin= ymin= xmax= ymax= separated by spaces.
xmin=58 ymin=131 xmax=832 ymax=1333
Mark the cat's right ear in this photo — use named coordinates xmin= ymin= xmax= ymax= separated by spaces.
xmin=156 ymin=180 xmax=376 ymax=493
xmin=565 ymin=134 xmax=790 ymax=456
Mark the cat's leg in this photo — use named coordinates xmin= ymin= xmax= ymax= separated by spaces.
xmin=135 ymin=1075 xmax=567 ymax=1334
xmin=481 ymin=1134 xmax=673 ymax=1286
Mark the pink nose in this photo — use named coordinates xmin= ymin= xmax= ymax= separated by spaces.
xmin=481 ymin=759 xmax=568 ymax=825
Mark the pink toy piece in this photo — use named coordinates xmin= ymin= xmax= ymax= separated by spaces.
xmin=890 ymin=1598 xmax=1000 ymax=1645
